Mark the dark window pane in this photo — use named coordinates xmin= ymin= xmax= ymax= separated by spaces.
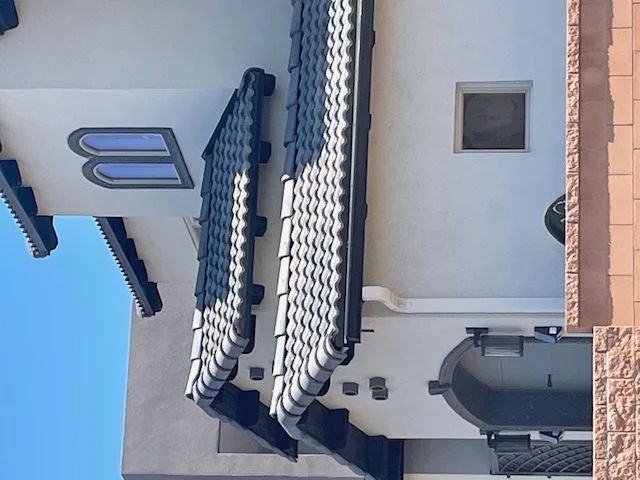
xmin=462 ymin=93 xmax=526 ymax=150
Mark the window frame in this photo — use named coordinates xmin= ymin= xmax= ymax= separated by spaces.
xmin=454 ymin=81 xmax=532 ymax=154
xmin=68 ymin=127 xmax=194 ymax=189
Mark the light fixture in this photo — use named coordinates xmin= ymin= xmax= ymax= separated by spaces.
xmin=249 ymin=367 xmax=264 ymax=381
xmin=534 ymin=326 xmax=563 ymax=344
xmin=480 ymin=336 xmax=524 ymax=358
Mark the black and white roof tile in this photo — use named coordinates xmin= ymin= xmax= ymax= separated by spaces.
xmin=271 ymin=0 xmax=365 ymax=433
xmin=183 ymin=69 xmax=299 ymax=458
xmin=186 ymin=68 xmax=271 ymax=407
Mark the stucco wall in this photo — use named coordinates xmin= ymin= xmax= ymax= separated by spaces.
xmin=0 ymin=0 xmax=292 ymax=218
xmin=364 ymin=0 xmax=567 ymax=299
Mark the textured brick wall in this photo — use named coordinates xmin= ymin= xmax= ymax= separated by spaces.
xmin=594 ymin=327 xmax=639 ymax=479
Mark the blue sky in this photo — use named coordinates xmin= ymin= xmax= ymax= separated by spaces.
xmin=0 ymin=206 xmax=131 ymax=480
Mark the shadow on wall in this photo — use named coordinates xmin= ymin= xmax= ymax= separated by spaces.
xmin=571 ymin=0 xmax=614 ymax=328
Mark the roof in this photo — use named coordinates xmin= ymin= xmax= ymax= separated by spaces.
xmin=267 ymin=2 xmax=404 ymax=479
xmin=95 ymin=217 xmax=162 ymax=317
xmin=0 ymin=159 xmax=58 ymax=258
xmin=271 ymin=0 xmax=373 ymax=433
xmin=184 ymin=68 xmax=297 ymax=459
xmin=0 ymin=1 xmax=18 ymax=34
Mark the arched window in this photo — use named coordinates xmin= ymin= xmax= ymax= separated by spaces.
xmin=68 ymin=128 xmax=193 ymax=189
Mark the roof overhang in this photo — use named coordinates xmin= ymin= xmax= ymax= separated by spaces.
xmin=95 ymin=217 xmax=162 ymax=317
xmin=0 ymin=159 xmax=58 ymax=258
xmin=184 ymin=68 xmax=297 ymax=459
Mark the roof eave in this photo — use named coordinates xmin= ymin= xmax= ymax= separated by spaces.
xmin=95 ymin=217 xmax=162 ymax=317
xmin=0 ymin=159 xmax=58 ymax=258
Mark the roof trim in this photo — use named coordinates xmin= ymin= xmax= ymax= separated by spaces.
xmin=0 ymin=1 xmax=18 ymax=34
xmin=0 ymin=159 xmax=58 ymax=258
xmin=95 ymin=217 xmax=162 ymax=317
xmin=342 ymin=0 xmax=375 ymax=345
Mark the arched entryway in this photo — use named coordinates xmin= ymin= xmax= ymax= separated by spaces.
xmin=429 ymin=335 xmax=592 ymax=432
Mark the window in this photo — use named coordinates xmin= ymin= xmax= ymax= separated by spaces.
xmin=68 ymin=128 xmax=194 ymax=189
xmin=454 ymin=81 xmax=531 ymax=153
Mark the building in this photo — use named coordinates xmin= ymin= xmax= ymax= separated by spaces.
xmin=3 ymin=0 xmax=633 ymax=479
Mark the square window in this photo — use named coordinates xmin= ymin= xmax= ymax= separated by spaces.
xmin=454 ymin=82 xmax=531 ymax=153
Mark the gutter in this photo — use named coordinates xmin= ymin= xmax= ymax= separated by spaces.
xmin=343 ymin=0 xmax=376 ymax=346
xmin=363 ymin=286 xmax=564 ymax=315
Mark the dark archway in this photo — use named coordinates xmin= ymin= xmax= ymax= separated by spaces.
xmin=429 ymin=336 xmax=592 ymax=432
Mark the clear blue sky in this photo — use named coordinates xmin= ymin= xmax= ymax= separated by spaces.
xmin=0 ymin=205 xmax=131 ymax=480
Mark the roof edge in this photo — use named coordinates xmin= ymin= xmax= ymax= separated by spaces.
xmin=341 ymin=0 xmax=376 ymax=346
xmin=95 ymin=217 xmax=162 ymax=317
xmin=0 ymin=159 xmax=58 ymax=258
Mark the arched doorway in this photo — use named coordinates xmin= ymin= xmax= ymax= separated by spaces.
xmin=429 ymin=335 xmax=592 ymax=432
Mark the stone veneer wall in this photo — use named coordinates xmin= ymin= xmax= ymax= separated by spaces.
xmin=594 ymin=327 xmax=640 ymax=479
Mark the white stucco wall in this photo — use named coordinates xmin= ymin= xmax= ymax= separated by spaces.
xmin=364 ymin=0 xmax=567 ymax=299
xmin=0 ymin=0 xmax=292 ymax=217
xmin=1 ymin=0 xmax=291 ymax=89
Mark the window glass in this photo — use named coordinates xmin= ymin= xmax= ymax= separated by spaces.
xmin=95 ymin=163 xmax=179 ymax=182
xmin=80 ymin=133 xmax=168 ymax=154
xmin=70 ymin=128 xmax=193 ymax=189
xmin=462 ymin=92 xmax=526 ymax=151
